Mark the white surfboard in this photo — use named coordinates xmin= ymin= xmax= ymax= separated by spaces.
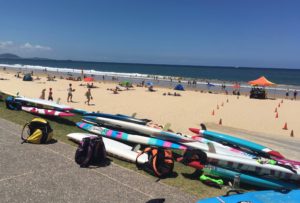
xmin=15 ymin=96 xmax=73 ymax=111
xmin=67 ymin=133 xmax=148 ymax=164
xmin=84 ymin=116 xmax=194 ymax=143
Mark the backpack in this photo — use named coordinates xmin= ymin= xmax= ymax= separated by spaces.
xmin=5 ymin=96 xmax=22 ymax=110
xmin=180 ymin=149 xmax=207 ymax=169
xmin=136 ymin=147 xmax=174 ymax=178
xmin=75 ymin=137 xmax=107 ymax=168
xmin=21 ymin=118 xmax=53 ymax=144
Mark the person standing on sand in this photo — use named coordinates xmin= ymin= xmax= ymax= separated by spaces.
xmin=285 ymin=89 xmax=289 ymax=99
xmin=40 ymin=89 xmax=46 ymax=100
xmin=67 ymin=83 xmax=75 ymax=102
xmin=294 ymin=90 xmax=297 ymax=100
xmin=85 ymin=88 xmax=93 ymax=105
xmin=48 ymin=88 xmax=53 ymax=101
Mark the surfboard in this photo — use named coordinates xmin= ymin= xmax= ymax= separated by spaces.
xmin=204 ymin=166 xmax=299 ymax=190
xmin=83 ymin=116 xmax=194 ymax=143
xmin=76 ymin=122 xmax=187 ymax=150
xmin=22 ymin=106 xmax=75 ymax=117
xmin=84 ymin=112 xmax=151 ymax=125
xmin=189 ymin=127 xmax=284 ymax=158
xmin=198 ymin=189 xmax=300 ymax=203
xmin=190 ymin=128 xmax=300 ymax=169
xmin=67 ymin=133 xmax=148 ymax=163
xmin=15 ymin=97 xmax=73 ymax=111
xmin=205 ymin=151 xmax=300 ymax=181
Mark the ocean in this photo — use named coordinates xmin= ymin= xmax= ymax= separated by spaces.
xmin=0 ymin=58 xmax=300 ymax=89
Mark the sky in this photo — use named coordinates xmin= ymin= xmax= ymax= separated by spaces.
xmin=0 ymin=0 xmax=299 ymax=68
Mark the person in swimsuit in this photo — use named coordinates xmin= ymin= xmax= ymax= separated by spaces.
xmin=48 ymin=88 xmax=53 ymax=101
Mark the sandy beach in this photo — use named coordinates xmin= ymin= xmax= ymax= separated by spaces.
xmin=1 ymin=70 xmax=300 ymax=153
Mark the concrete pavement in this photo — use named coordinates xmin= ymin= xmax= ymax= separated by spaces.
xmin=0 ymin=118 xmax=197 ymax=203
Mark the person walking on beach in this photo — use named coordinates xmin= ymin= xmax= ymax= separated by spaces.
xmin=85 ymin=88 xmax=93 ymax=105
xmin=40 ymin=89 xmax=46 ymax=100
xmin=48 ymin=88 xmax=53 ymax=101
xmin=67 ymin=83 xmax=75 ymax=102
xmin=294 ymin=90 xmax=298 ymax=100
xmin=285 ymin=89 xmax=289 ymax=99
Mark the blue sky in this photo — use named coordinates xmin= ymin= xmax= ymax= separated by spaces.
xmin=0 ymin=0 xmax=299 ymax=68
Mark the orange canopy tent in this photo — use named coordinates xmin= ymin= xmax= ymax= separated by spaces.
xmin=248 ymin=76 xmax=275 ymax=86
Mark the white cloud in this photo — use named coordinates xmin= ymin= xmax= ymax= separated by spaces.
xmin=0 ymin=41 xmax=14 ymax=49
xmin=20 ymin=42 xmax=52 ymax=51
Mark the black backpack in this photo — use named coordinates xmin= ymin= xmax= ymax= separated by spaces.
xmin=5 ymin=96 xmax=22 ymax=110
xmin=136 ymin=147 xmax=174 ymax=178
xmin=75 ymin=137 xmax=107 ymax=168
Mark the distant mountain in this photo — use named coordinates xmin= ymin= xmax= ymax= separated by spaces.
xmin=0 ymin=53 xmax=52 ymax=60
xmin=0 ymin=53 xmax=21 ymax=59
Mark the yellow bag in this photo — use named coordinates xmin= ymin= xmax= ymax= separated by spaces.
xmin=21 ymin=118 xmax=53 ymax=144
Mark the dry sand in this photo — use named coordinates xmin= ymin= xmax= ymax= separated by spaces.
xmin=1 ymin=70 xmax=300 ymax=157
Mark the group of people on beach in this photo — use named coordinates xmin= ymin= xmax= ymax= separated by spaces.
xmin=285 ymin=89 xmax=298 ymax=100
xmin=39 ymin=88 xmax=53 ymax=101
xmin=67 ymin=83 xmax=93 ymax=105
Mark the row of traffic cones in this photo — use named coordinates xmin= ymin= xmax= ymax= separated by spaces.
xmin=274 ymin=100 xmax=294 ymax=137
xmin=211 ymin=99 xmax=229 ymax=116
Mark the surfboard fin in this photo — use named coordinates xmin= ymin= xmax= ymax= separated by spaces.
xmin=132 ymin=144 xmax=141 ymax=152
xmin=163 ymin=123 xmax=171 ymax=131
xmin=207 ymin=142 xmax=216 ymax=153
xmin=131 ymin=112 xmax=137 ymax=118
xmin=56 ymin=98 xmax=61 ymax=104
xmin=200 ymin=123 xmax=207 ymax=131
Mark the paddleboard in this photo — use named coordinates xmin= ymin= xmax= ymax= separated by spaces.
xmin=22 ymin=106 xmax=75 ymax=117
xmin=67 ymin=133 xmax=148 ymax=163
xmin=198 ymin=189 xmax=300 ymax=203
xmin=15 ymin=97 xmax=73 ymax=111
xmin=76 ymin=122 xmax=187 ymax=150
xmin=84 ymin=112 xmax=150 ymax=125
xmin=189 ymin=127 xmax=284 ymax=158
xmin=204 ymin=166 xmax=299 ymax=190
xmin=205 ymin=151 xmax=300 ymax=181
xmin=83 ymin=116 xmax=194 ymax=142
xmin=190 ymin=128 xmax=300 ymax=169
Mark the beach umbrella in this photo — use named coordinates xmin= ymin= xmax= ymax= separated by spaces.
xmin=84 ymin=77 xmax=94 ymax=82
xmin=248 ymin=76 xmax=275 ymax=87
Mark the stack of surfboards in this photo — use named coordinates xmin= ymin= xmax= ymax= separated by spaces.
xmin=70 ymin=113 xmax=300 ymax=189
xmin=14 ymin=96 xmax=75 ymax=117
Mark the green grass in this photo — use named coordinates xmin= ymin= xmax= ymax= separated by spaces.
xmin=0 ymin=95 xmax=225 ymax=199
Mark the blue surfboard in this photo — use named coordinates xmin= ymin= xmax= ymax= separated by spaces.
xmin=83 ymin=112 xmax=150 ymax=125
xmin=198 ymin=189 xmax=300 ymax=203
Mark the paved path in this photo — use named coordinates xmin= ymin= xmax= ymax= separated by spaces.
xmin=0 ymin=118 xmax=197 ymax=203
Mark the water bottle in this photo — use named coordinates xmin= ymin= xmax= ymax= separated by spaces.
xmin=233 ymin=174 xmax=240 ymax=189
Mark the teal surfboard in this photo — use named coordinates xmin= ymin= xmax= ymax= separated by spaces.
xmin=204 ymin=166 xmax=298 ymax=190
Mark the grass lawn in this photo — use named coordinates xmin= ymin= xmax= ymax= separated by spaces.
xmin=0 ymin=94 xmax=226 ymax=199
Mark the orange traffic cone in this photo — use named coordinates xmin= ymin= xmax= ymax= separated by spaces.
xmin=219 ymin=118 xmax=222 ymax=125
xmin=275 ymin=112 xmax=278 ymax=118
xmin=282 ymin=122 xmax=288 ymax=130
xmin=274 ymin=107 xmax=277 ymax=113
xmin=211 ymin=110 xmax=215 ymax=116
xmin=290 ymin=130 xmax=294 ymax=137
